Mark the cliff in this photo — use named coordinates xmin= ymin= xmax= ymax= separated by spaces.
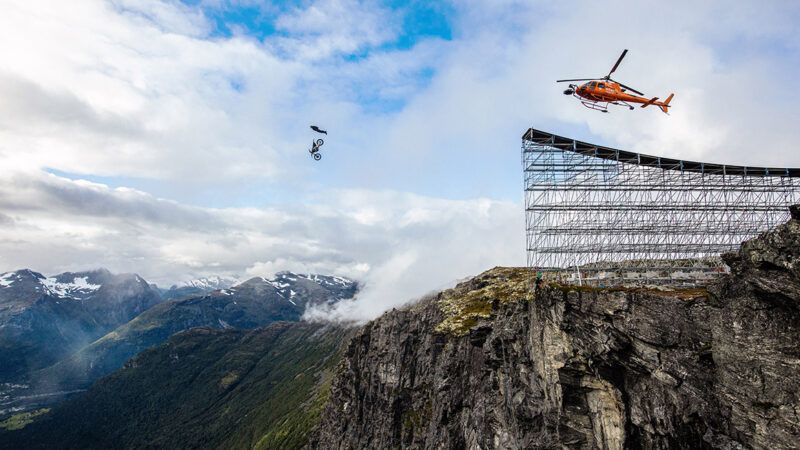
xmin=308 ymin=211 xmax=800 ymax=449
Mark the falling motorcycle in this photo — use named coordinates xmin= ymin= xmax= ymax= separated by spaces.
xmin=309 ymin=138 xmax=324 ymax=160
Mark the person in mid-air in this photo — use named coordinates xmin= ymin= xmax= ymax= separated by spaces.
xmin=308 ymin=125 xmax=327 ymax=160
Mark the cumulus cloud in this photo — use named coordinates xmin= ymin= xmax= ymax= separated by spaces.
xmin=0 ymin=0 xmax=293 ymax=180
xmin=273 ymin=0 xmax=399 ymax=60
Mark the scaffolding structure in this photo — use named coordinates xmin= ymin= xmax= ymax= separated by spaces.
xmin=523 ymin=128 xmax=800 ymax=286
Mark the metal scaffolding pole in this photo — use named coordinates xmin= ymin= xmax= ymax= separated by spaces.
xmin=522 ymin=128 xmax=800 ymax=287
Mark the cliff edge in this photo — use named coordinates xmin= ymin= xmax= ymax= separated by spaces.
xmin=308 ymin=210 xmax=800 ymax=449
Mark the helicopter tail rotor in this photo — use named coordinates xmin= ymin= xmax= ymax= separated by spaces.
xmin=659 ymin=93 xmax=674 ymax=114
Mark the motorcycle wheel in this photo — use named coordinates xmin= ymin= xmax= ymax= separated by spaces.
xmin=313 ymin=153 xmax=322 ymax=160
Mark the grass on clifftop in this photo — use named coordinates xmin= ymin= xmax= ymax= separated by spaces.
xmin=435 ymin=267 xmax=532 ymax=336
xmin=434 ymin=267 xmax=709 ymax=336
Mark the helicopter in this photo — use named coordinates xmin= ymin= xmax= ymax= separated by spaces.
xmin=557 ymin=49 xmax=674 ymax=114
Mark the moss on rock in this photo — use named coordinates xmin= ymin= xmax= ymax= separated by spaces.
xmin=435 ymin=267 xmax=532 ymax=336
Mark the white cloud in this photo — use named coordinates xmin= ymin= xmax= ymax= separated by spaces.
xmin=0 ymin=171 xmax=523 ymax=319
xmin=273 ymin=0 xmax=399 ymax=60
xmin=0 ymin=0 xmax=295 ymax=180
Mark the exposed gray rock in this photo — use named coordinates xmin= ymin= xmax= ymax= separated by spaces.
xmin=309 ymin=211 xmax=800 ymax=449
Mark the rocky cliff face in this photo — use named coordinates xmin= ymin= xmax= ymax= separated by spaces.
xmin=309 ymin=213 xmax=800 ymax=449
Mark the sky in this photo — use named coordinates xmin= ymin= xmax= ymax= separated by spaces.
xmin=1 ymin=0 xmax=799 ymax=321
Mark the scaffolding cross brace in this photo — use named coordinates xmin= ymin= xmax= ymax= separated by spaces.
xmin=522 ymin=128 xmax=800 ymax=286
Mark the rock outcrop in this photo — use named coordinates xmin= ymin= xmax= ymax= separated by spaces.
xmin=309 ymin=212 xmax=800 ymax=449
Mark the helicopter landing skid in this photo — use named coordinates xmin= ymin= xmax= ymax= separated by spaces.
xmin=580 ymin=100 xmax=610 ymax=113
xmin=578 ymin=96 xmax=635 ymax=113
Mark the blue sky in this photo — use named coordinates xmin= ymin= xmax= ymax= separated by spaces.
xmin=1 ymin=0 xmax=800 ymax=320
xmin=47 ymin=1 xmax=467 ymax=208
xmin=184 ymin=1 xmax=454 ymax=49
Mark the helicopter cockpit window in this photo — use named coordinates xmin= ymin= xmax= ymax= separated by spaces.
xmin=598 ymin=83 xmax=606 ymax=89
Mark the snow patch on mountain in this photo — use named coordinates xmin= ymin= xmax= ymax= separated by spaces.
xmin=173 ymin=275 xmax=241 ymax=290
xmin=269 ymin=280 xmax=291 ymax=290
xmin=1 ymin=269 xmax=102 ymax=300
xmin=0 ymin=270 xmax=44 ymax=289
xmin=239 ymin=272 xmax=358 ymax=306
xmin=42 ymin=276 xmax=101 ymax=299
xmin=0 ymin=272 xmax=16 ymax=287
xmin=297 ymin=274 xmax=353 ymax=288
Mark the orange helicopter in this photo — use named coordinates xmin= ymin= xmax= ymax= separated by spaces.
xmin=557 ymin=49 xmax=674 ymax=114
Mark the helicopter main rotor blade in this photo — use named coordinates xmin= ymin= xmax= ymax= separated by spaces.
xmin=616 ymin=81 xmax=644 ymax=96
xmin=607 ymin=49 xmax=628 ymax=78
xmin=556 ymin=78 xmax=595 ymax=83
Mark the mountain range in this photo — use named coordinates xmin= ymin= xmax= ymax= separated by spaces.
xmin=0 ymin=269 xmax=358 ymax=418
xmin=34 ymin=272 xmax=358 ymax=393
xmin=0 ymin=268 xmax=161 ymax=382
xmin=158 ymin=275 xmax=242 ymax=301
